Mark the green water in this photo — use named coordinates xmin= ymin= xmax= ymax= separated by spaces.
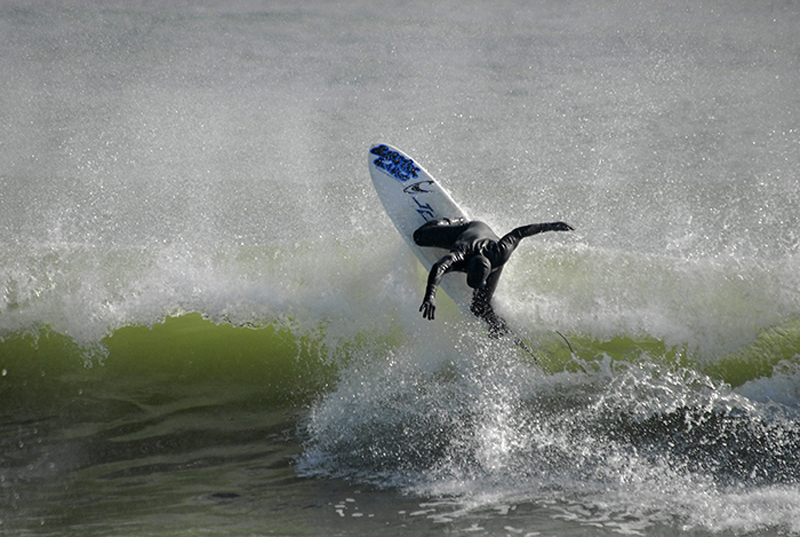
xmin=3 ymin=314 xmax=800 ymax=535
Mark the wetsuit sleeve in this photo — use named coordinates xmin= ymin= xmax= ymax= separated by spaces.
xmin=423 ymin=252 xmax=461 ymax=303
xmin=496 ymin=222 xmax=574 ymax=263
xmin=420 ymin=252 xmax=464 ymax=320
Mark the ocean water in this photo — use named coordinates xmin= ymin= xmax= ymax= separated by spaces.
xmin=2 ymin=0 xmax=800 ymax=535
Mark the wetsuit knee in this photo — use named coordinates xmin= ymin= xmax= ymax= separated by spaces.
xmin=414 ymin=218 xmax=469 ymax=247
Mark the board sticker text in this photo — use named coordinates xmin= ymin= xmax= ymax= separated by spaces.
xmin=371 ymin=145 xmax=420 ymax=182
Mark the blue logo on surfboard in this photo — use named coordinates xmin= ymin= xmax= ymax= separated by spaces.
xmin=371 ymin=145 xmax=420 ymax=182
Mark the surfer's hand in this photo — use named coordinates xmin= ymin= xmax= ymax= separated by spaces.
xmin=547 ymin=222 xmax=574 ymax=232
xmin=420 ymin=298 xmax=436 ymax=320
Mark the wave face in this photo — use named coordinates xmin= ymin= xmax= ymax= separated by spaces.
xmin=2 ymin=0 xmax=800 ymax=534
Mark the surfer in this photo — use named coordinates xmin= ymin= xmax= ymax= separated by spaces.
xmin=414 ymin=217 xmax=574 ymax=337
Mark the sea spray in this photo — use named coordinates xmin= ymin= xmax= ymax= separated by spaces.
xmin=301 ymin=332 xmax=800 ymax=533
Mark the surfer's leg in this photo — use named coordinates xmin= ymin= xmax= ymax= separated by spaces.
xmin=413 ymin=218 xmax=470 ymax=248
xmin=470 ymin=269 xmax=538 ymax=360
xmin=469 ymin=269 xmax=511 ymax=338
xmin=470 ymin=296 xmax=511 ymax=338
xmin=471 ymin=292 xmax=537 ymax=359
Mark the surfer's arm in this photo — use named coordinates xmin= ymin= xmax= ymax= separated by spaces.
xmin=496 ymin=222 xmax=574 ymax=260
xmin=508 ymin=222 xmax=574 ymax=241
xmin=420 ymin=253 xmax=460 ymax=321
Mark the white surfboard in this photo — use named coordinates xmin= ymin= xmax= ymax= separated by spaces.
xmin=368 ymin=143 xmax=473 ymax=310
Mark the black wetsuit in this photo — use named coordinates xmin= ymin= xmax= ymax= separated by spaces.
xmin=413 ymin=218 xmax=573 ymax=337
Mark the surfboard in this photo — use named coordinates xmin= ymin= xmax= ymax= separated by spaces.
xmin=368 ymin=143 xmax=546 ymax=360
xmin=368 ymin=143 xmax=473 ymax=310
